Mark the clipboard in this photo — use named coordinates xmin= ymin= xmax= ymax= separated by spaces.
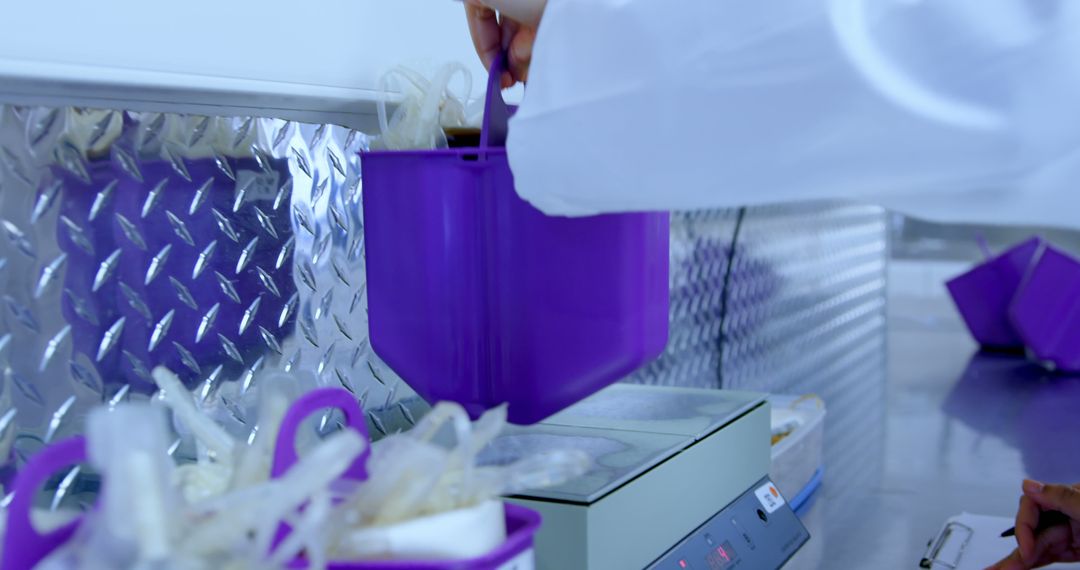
xmin=920 ymin=513 xmax=1079 ymax=569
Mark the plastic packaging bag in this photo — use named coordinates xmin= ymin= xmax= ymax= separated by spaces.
xmin=19 ymin=383 xmax=583 ymax=567
xmin=36 ymin=401 xmax=366 ymax=570
xmin=328 ymin=401 xmax=590 ymax=561
xmin=151 ymin=366 xmax=303 ymax=503
xmin=370 ymin=63 xmax=477 ymax=150
xmin=334 ymin=499 xmax=506 ymax=562
xmin=70 ymin=404 xmax=179 ymax=569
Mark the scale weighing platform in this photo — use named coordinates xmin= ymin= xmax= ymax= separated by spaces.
xmin=481 ymin=384 xmax=810 ymax=570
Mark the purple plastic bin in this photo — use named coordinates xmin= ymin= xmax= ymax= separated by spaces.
xmin=2 ymin=436 xmax=88 ymax=570
xmin=272 ymin=388 xmax=543 ymax=570
xmin=361 ymin=54 xmax=670 ymax=425
xmin=3 ymin=388 xmax=542 ymax=570
xmin=946 ymin=237 xmax=1042 ymax=349
xmin=1009 ymin=244 xmax=1080 ymax=372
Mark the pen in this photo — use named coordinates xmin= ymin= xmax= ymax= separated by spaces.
xmin=1001 ymin=510 xmax=1070 ymax=538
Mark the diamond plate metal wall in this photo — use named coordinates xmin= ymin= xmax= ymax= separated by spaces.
xmin=0 ymin=106 xmax=416 ymax=485
xmin=625 ymin=209 xmax=741 ymax=389
xmin=724 ymin=202 xmax=888 ymax=491
xmin=626 ymin=202 xmax=889 ymax=490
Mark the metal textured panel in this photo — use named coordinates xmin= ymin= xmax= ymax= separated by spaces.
xmin=626 ymin=209 xmax=740 ymax=389
xmin=0 ymin=106 xmax=417 ymax=499
xmin=625 ymin=201 xmax=888 ymax=490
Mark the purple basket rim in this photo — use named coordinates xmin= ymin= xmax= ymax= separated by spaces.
xmin=945 ymin=236 xmax=1046 ymax=286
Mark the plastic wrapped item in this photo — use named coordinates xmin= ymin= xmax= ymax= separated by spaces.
xmin=361 ymin=52 xmax=669 ymax=424
xmin=7 ymin=411 xmax=367 ymax=570
xmin=265 ymin=390 xmax=588 ymax=565
xmin=769 ymin=395 xmax=826 ymax=501
xmin=371 ymin=63 xmax=476 ymax=151
xmin=178 ymin=428 xmax=365 ymax=569
xmin=47 ymin=404 xmax=180 ymax=570
xmin=334 ymin=500 xmax=506 ymax=562
xmin=314 ymin=505 xmax=542 ymax=570
xmin=152 ymin=366 xmax=304 ymax=503
xmin=5 ymin=384 xmax=584 ymax=570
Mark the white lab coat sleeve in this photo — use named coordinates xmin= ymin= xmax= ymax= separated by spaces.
xmin=506 ymin=0 xmax=1080 ymax=228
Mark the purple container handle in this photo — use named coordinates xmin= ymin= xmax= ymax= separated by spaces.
xmin=2 ymin=436 xmax=88 ymax=570
xmin=271 ymin=387 xmax=372 ymax=481
xmin=479 ymin=52 xmax=511 ymax=151
xmin=269 ymin=388 xmax=372 ymax=557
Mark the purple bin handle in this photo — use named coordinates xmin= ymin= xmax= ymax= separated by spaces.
xmin=479 ymin=52 xmax=512 ymax=151
xmin=271 ymin=387 xmax=372 ymax=481
xmin=2 ymin=437 xmax=88 ymax=570
xmin=269 ymin=388 xmax=372 ymax=557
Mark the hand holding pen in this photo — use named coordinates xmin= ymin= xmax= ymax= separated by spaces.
xmin=987 ymin=480 xmax=1080 ymax=570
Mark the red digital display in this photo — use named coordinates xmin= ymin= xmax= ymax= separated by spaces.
xmin=716 ymin=546 xmax=730 ymax=562
xmin=679 ymin=560 xmax=687 ymax=568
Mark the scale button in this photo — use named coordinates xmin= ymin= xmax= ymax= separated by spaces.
xmin=731 ymin=518 xmax=756 ymax=550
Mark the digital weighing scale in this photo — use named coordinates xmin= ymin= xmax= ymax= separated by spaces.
xmin=480 ymin=384 xmax=810 ymax=570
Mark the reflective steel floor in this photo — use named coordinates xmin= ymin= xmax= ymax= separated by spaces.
xmin=785 ymin=263 xmax=1080 ymax=569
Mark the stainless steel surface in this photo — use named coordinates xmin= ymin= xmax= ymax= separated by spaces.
xmin=481 ymin=423 xmax=689 ymax=503
xmin=482 ymin=385 xmax=766 ymax=503
xmin=626 ymin=201 xmax=890 ymax=523
xmin=0 ymin=106 xmax=419 ymax=486
xmin=627 ymin=203 xmax=888 ymax=402
xmin=543 ymin=383 xmax=763 ymax=439
xmin=508 ymin=400 xmax=772 ymax=570
xmin=785 ymin=261 xmax=1080 ymax=569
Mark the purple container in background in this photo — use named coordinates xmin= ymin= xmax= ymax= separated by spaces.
xmin=360 ymin=55 xmax=670 ymax=424
xmin=1009 ymin=245 xmax=1080 ymax=372
xmin=946 ymin=237 xmax=1042 ymax=349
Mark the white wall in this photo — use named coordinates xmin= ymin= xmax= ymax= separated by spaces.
xmin=0 ymin=0 xmax=489 ymax=127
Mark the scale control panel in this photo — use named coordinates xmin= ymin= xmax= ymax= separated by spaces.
xmin=648 ymin=477 xmax=810 ymax=570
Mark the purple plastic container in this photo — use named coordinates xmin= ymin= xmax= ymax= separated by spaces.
xmin=271 ymin=388 xmax=543 ymax=570
xmin=1 ymin=436 xmax=87 ymax=570
xmin=946 ymin=237 xmax=1042 ymax=349
xmin=1009 ymin=244 xmax=1080 ymax=372
xmin=361 ymin=54 xmax=670 ymax=425
xmin=3 ymin=388 xmax=542 ymax=570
